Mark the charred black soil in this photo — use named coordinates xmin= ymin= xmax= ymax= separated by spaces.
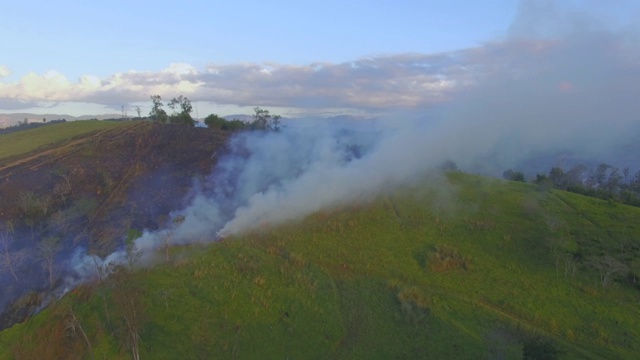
xmin=0 ymin=121 xmax=229 ymax=327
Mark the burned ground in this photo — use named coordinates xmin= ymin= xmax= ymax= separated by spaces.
xmin=0 ymin=121 xmax=229 ymax=327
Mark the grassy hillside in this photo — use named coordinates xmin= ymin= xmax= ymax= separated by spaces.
xmin=0 ymin=120 xmax=127 ymax=163
xmin=1 ymin=173 xmax=639 ymax=359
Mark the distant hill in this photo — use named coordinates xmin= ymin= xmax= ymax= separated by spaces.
xmin=222 ymin=114 xmax=254 ymax=122
xmin=221 ymin=114 xmax=376 ymax=124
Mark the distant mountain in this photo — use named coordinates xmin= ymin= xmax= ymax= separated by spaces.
xmin=221 ymin=114 xmax=376 ymax=124
xmin=222 ymin=114 xmax=254 ymax=122
xmin=0 ymin=113 xmax=122 ymax=128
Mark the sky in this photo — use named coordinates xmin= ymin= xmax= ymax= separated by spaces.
xmin=0 ymin=0 xmax=639 ymax=118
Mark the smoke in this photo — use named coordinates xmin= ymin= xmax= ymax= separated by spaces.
xmin=57 ymin=1 xmax=640 ymax=288
xmin=435 ymin=0 xmax=640 ymax=172
xmin=38 ymin=118 xmax=435 ymax=302
xmin=216 ymin=120 xmax=435 ymax=237
xmin=185 ymin=1 xmax=639 ymax=238
xmin=156 ymin=118 xmax=440 ymax=240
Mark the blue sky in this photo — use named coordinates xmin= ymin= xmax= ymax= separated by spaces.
xmin=2 ymin=1 xmax=517 ymax=77
xmin=0 ymin=0 xmax=639 ymax=119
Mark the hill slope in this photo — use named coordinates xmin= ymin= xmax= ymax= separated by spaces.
xmin=0 ymin=121 xmax=229 ymax=326
xmin=1 ymin=173 xmax=638 ymax=359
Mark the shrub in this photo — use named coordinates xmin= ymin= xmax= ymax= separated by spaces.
xmin=427 ymin=245 xmax=471 ymax=272
xmin=397 ymin=286 xmax=431 ymax=326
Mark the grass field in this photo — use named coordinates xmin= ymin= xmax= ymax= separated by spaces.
xmin=0 ymin=120 xmax=129 ymax=163
xmin=1 ymin=172 xmax=639 ymax=359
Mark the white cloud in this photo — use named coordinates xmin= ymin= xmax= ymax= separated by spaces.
xmin=161 ymin=63 xmax=197 ymax=76
xmin=0 ymin=57 xmax=461 ymax=112
xmin=0 ymin=65 xmax=11 ymax=78
xmin=1 ymin=1 xmax=639 ymax=119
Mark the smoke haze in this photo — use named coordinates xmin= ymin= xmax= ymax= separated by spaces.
xmin=2 ymin=2 xmax=638 ymax=314
xmin=74 ymin=1 xmax=640 ymax=270
xmin=136 ymin=1 xmax=640 ymax=246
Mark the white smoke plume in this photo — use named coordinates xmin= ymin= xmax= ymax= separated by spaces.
xmin=165 ymin=118 xmax=440 ymax=240
xmin=62 ymin=1 xmax=640 ymax=285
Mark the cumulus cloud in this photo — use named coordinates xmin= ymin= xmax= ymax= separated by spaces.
xmin=0 ymin=65 xmax=10 ymax=78
xmin=0 ymin=56 xmax=463 ymax=113
xmin=0 ymin=1 xmax=638 ymax=123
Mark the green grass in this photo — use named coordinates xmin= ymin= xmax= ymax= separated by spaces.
xmin=1 ymin=172 xmax=639 ymax=359
xmin=0 ymin=120 xmax=128 ymax=162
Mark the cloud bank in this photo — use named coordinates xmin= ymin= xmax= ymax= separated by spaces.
xmin=0 ymin=56 xmax=461 ymax=114
xmin=1 ymin=10 xmax=638 ymax=122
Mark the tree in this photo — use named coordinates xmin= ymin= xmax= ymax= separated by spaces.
xmin=549 ymin=167 xmax=567 ymax=189
xmin=38 ymin=236 xmax=62 ymax=288
xmin=125 ymin=229 xmax=142 ymax=270
xmin=163 ymin=215 xmax=185 ymax=263
xmin=226 ymin=119 xmax=249 ymax=131
xmin=112 ymin=266 xmax=144 ymax=360
xmin=623 ymin=167 xmax=630 ymax=183
xmin=566 ymin=164 xmax=588 ymax=189
xmin=36 ymin=194 xmax=53 ymax=216
xmin=250 ymin=107 xmax=281 ymax=131
xmin=503 ymin=169 xmax=525 ymax=182
xmin=631 ymin=170 xmax=640 ymax=193
xmin=533 ymin=173 xmax=552 ymax=188
xmin=169 ymin=95 xmax=193 ymax=115
xmin=605 ymin=167 xmax=623 ymax=193
xmin=149 ymin=95 xmax=168 ymax=123
xmin=55 ymin=167 xmax=73 ymax=189
xmin=204 ymin=113 xmax=228 ymax=130
xmin=168 ymin=95 xmax=194 ymax=126
xmin=167 ymin=97 xmax=178 ymax=113
xmin=53 ymin=182 xmax=71 ymax=205
xmin=17 ymin=191 xmax=38 ymax=214
xmin=590 ymin=255 xmax=628 ymax=288
xmin=92 ymin=258 xmax=113 ymax=325
xmin=18 ymin=191 xmax=45 ymax=239
xmin=0 ymin=222 xmax=27 ymax=281
xmin=62 ymin=304 xmax=94 ymax=359
xmin=42 ymin=118 xmax=46 ymax=123
xmin=590 ymin=163 xmax=611 ymax=188
xmin=134 ymin=106 xmax=141 ymax=119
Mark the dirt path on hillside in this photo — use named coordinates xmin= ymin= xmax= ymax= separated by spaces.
xmin=0 ymin=122 xmax=143 ymax=176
